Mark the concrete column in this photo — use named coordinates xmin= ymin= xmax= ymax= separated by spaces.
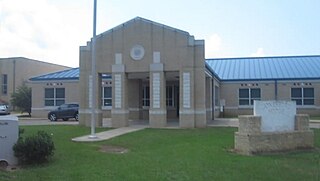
xmin=149 ymin=71 xmax=167 ymax=128
xmin=111 ymin=53 xmax=129 ymax=128
xmin=149 ymin=52 xmax=167 ymax=128
xmin=179 ymin=70 xmax=195 ymax=128
xmin=206 ymin=77 xmax=213 ymax=121
xmin=193 ymin=40 xmax=207 ymax=128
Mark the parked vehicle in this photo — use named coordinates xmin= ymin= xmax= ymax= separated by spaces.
xmin=48 ymin=103 xmax=79 ymax=121
xmin=0 ymin=105 xmax=10 ymax=115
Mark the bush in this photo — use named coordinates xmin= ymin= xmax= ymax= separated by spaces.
xmin=13 ymin=131 xmax=55 ymax=164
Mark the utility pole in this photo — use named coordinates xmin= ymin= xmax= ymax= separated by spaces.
xmin=89 ymin=0 xmax=98 ymax=139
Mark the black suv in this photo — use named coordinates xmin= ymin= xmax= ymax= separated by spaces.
xmin=48 ymin=103 xmax=79 ymax=121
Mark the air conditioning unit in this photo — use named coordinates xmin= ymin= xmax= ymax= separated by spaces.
xmin=0 ymin=116 xmax=18 ymax=168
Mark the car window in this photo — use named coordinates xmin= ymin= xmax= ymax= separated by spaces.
xmin=60 ymin=104 xmax=68 ymax=109
xmin=0 ymin=105 xmax=6 ymax=109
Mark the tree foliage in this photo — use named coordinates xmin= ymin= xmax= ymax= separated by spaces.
xmin=11 ymin=84 xmax=32 ymax=116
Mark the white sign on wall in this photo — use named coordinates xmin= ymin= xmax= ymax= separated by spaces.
xmin=114 ymin=74 xmax=122 ymax=108
xmin=183 ymin=72 xmax=191 ymax=108
xmin=152 ymin=73 xmax=160 ymax=108
xmin=254 ymin=100 xmax=296 ymax=132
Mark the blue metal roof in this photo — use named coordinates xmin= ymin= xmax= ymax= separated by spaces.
xmin=206 ymin=55 xmax=320 ymax=81
xmin=30 ymin=68 xmax=112 ymax=81
xmin=30 ymin=55 xmax=320 ymax=82
xmin=30 ymin=68 xmax=80 ymax=81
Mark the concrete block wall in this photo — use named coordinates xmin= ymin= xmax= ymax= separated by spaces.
xmin=235 ymin=114 xmax=314 ymax=155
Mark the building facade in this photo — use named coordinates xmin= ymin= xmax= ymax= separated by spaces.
xmin=29 ymin=17 xmax=320 ymax=128
xmin=0 ymin=57 xmax=69 ymax=107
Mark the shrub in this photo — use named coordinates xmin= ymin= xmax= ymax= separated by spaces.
xmin=13 ymin=131 xmax=55 ymax=164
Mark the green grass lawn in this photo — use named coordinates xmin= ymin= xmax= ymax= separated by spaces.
xmin=1 ymin=126 xmax=319 ymax=181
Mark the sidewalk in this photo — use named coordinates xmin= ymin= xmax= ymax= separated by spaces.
xmin=71 ymin=125 xmax=147 ymax=142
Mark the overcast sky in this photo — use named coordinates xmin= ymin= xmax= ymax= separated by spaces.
xmin=1 ymin=0 xmax=319 ymax=67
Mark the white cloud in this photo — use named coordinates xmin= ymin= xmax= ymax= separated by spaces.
xmin=205 ymin=33 xmax=223 ymax=58
xmin=0 ymin=0 xmax=93 ymax=67
xmin=250 ymin=48 xmax=265 ymax=57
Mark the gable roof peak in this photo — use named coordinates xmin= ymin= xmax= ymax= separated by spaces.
xmin=98 ymin=16 xmax=190 ymax=38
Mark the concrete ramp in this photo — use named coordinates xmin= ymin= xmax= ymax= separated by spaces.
xmin=72 ymin=126 xmax=147 ymax=142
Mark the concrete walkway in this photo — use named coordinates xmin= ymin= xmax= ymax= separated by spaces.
xmin=71 ymin=125 xmax=147 ymax=142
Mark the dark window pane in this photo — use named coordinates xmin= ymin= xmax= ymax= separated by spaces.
xmin=45 ymin=88 xmax=54 ymax=98
xmin=104 ymin=99 xmax=112 ymax=106
xmin=292 ymin=99 xmax=302 ymax=105
xmin=291 ymin=88 xmax=302 ymax=98
xmin=104 ymin=87 xmax=112 ymax=98
xmin=239 ymin=99 xmax=249 ymax=105
xmin=303 ymin=88 xmax=314 ymax=98
xmin=239 ymin=89 xmax=249 ymax=98
xmin=56 ymin=88 xmax=65 ymax=98
xmin=56 ymin=100 xmax=65 ymax=106
xmin=45 ymin=100 xmax=54 ymax=106
xmin=3 ymin=74 xmax=7 ymax=84
xmin=251 ymin=88 xmax=261 ymax=98
xmin=146 ymin=87 xmax=150 ymax=98
xmin=304 ymin=99 xmax=314 ymax=105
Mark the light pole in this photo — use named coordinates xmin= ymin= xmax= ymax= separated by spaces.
xmin=89 ymin=0 xmax=98 ymax=139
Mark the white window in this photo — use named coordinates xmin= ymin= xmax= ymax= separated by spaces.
xmin=239 ymin=88 xmax=261 ymax=106
xmin=102 ymin=87 xmax=112 ymax=106
xmin=291 ymin=88 xmax=314 ymax=105
xmin=45 ymin=88 xmax=65 ymax=106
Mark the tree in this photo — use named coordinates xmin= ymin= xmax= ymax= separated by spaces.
xmin=11 ymin=84 xmax=32 ymax=116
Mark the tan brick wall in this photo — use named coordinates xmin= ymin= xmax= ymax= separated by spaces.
xmin=0 ymin=57 xmax=69 ymax=104
xmin=221 ymin=81 xmax=320 ymax=117
xmin=31 ymin=81 xmax=79 ymax=118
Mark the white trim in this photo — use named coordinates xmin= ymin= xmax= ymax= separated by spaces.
xmin=79 ymin=109 xmax=102 ymax=114
xmin=111 ymin=109 xmax=129 ymax=114
xmin=149 ymin=109 xmax=166 ymax=114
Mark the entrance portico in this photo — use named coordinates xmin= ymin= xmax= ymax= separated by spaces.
xmin=79 ymin=17 xmax=211 ymax=128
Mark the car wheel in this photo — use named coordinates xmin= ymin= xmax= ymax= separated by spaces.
xmin=49 ymin=113 xmax=57 ymax=121
xmin=0 ymin=160 xmax=8 ymax=169
xmin=62 ymin=118 xmax=68 ymax=121
xmin=75 ymin=113 xmax=79 ymax=121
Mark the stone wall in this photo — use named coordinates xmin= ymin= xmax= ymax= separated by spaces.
xmin=235 ymin=114 xmax=314 ymax=155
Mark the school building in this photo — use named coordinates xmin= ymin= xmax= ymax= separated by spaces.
xmin=29 ymin=17 xmax=320 ymax=128
xmin=0 ymin=57 xmax=69 ymax=106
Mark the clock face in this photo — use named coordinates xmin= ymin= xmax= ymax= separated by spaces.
xmin=130 ymin=45 xmax=145 ymax=61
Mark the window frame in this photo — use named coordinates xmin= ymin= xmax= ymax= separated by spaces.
xmin=238 ymin=88 xmax=261 ymax=106
xmin=2 ymin=74 xmax=7 ymax=95
xmin=291 ymin=87 xmax=314 ymax=106
xmin=166 ymin=85 xmax=175 ymax=107
xmin=142 ymin=85 xmax=150 ymax=108
xmin=102 ymin=86 xmax=112 ymax=108
xmin=44 ymin=88 xmax=65 ymax=107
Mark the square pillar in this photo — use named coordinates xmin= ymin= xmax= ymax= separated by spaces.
xmin=149 ymin=71 xmax=167 ymax=128
xmin=206 ymin=77 xmax=213 ymax=121
xmin=179 ymin=70 xmax=195 ymax=128
xmin=111 ymin=54 xmax=129 ymax=128
xmin=149 ymin=53 xmax=167 ymax=128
